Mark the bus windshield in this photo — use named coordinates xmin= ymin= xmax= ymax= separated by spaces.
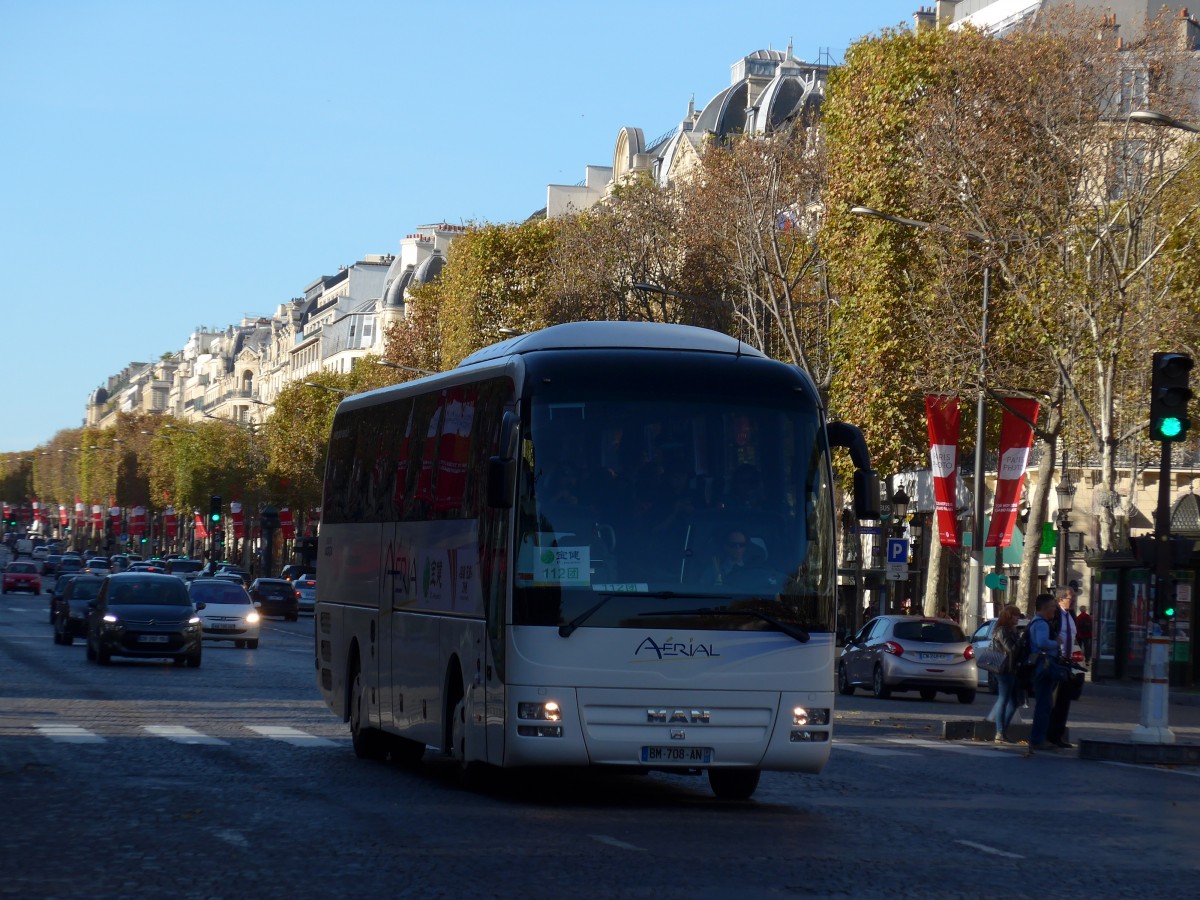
xmin=513 ymin=381 xmax=835 ymax=634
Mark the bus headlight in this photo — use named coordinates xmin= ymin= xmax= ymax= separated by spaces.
xmin=792 ymin=707 xmax=829 ymax=727
xmin=517 ymin=700 xmax=564 ymax=737
xmin=518 ymin=701 xmax=561 ymax=722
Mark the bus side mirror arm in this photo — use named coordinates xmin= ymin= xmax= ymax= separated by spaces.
xmin=827 ymin=421 xmax=880 ymax=521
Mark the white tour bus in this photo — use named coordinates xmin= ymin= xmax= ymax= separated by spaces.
xmin=314 ymin=321 xmax=877 ymax=799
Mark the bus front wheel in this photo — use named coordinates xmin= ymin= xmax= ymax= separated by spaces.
xmin=349 ymin=660 xmax=387 ymax=761
xmin=708 ymin=768 xmax=760 ymax=801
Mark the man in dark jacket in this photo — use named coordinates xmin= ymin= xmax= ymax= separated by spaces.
xmin=1046 ymin=585 xmax=1079 ymax=750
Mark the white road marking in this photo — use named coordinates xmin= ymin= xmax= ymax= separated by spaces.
xmin=213 ymin=830 xmax=251 ymax=848
xmin=833 ymin=740 xmax=918 ymax=757
xmin=143 ymin=725 xmax=227 ymax=745
xmin=245 ymin=725 xmax=338 ymax=746
xmin=34 ymin=722 xmax=105 ymax=743
xmin=590 ymin=834 xmax=647 ymax=852
xmin=955 ymin=839 xmax=1024 ymax=859
xmin=1099 ymin=760 xmax=1200 ymax=778
xmin=885 ymin=737 xmax=997 ymax=757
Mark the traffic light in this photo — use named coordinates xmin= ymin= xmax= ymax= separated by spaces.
xmin=1150 ymin=352 xmax=1193 ymax=442
xmin=209 ymin=495 xmax=222 ymax=524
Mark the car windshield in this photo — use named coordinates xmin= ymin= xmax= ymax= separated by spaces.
xmin=107 ymin=580 xmax=191 ymax=606
xmin=191 ymin=583 xmax=249 ymax=604
xmin=68 ymin=580 xmax=102 ymax=601
xmin=8 ymin=563 xmax=37 ymax=573
xmin=168 ymin=560 xmax=204 ymax=573
xmin=893 ymin=621 xmax=966 ymax=643
xmin=256 ymin=581 xmax=290 ymax=594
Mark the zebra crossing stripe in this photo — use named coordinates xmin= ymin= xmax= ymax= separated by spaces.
xmin=34 ymin=722 xmax=105 ymax=743
xmin=884 ymin=737 xmax=996 ymax=757
xmin=833 ymin=740 xmax=917 ymax=757
xmin=143 ymin=725 xmax=227 ymax=745
xmin=245 ymin=725 xmax=338 ymax=746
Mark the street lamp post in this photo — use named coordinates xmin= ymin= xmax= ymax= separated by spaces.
xmin=1054 ymin=452 xmax=1075 ymax=589
xmin=303 ymin=382 xmax=352 ymax=397
xmin=892 ymin=486 xmax=910 ymax=613
xmin=849 ymin=205 xmax=990 ymax=636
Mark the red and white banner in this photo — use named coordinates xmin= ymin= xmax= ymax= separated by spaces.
xmin=164 ymin=507 xmax=178 ymax=539
xmin=59 ymin=505 xmax=69 ymax=527
xmin=129 ymin=506 xmax=147 ymax=536
xmin=75 ymin=499 xmax=85 ymax=529
xmin=279 ymin=507 xmax=296 ymax=540
xmin=925 ymin=395 xmax=962 ymax=547
xmin=32 ymin=501 xmax=41 ymax=525
xmin=230 ymin=501 xmax=244 ymax=539
xmin=985 ymin=398 xmax=1040 ymax=548
xmin=194 ymin=513 xmax=209 ymax=540
xmin=109 ymin=507 xmax=122 ymax=531
xmin=92 ymin=505 xmax=103 ymax=529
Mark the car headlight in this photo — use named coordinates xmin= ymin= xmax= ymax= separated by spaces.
xmin=188 ymin=615 xmax=202 ymax=625
xmin=246 ymin=611 xmax=260 ymax=624
xmin=102 ymin=613 xmax=119 ymax=624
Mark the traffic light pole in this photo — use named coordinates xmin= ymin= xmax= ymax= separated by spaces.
xmin=1132 ymin=428 xmax=1176 ymax=743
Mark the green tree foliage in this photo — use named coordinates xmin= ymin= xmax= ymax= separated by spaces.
xmin=822 ymin=25 xmax=961 ymax=473
xmin=430 ymin=220 xmax=559 ymax=365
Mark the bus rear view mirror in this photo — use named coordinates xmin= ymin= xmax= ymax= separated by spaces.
xmin=854 ymin=469 xmax=880 ymax=521
xmin=487 ymin=457 xmax=515 ymax=508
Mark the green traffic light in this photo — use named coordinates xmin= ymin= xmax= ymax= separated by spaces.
xmin=210 ymin=513 xmax=220 ymax=523
xmin=1159 ymin=417 xmax=1184 ymax=439
xmin=1164 ymin=606 xmax=1175 ymax=617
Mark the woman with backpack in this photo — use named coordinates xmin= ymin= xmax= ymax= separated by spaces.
xmin=988 ymin=604 xmax=1023 ymax=743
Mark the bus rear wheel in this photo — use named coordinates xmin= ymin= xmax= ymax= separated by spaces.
xmin=349 ymin=661 xmax=387 ymax=761
xmin=708 ymin=768 xmax=760 ymax=801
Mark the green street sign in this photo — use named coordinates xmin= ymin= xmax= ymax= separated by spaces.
xmin=985 ymin=572 xmax=1009 ymax=590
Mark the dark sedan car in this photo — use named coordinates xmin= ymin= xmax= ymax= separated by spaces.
xmin=53 ymin=574 xmax=104 ymax=645
xmin=249 ymin=577 xmax=299 ymax=621
xmin=49 ymin=573 xmax=80 ymax=624
xmin=85 ymin=573 xmax=204 ymax=667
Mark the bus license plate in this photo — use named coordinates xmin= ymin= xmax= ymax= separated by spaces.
xmin=641 ymin=746 xmax=712 ymax=764
xmin=138 ymin=635 xmax=169 ymax=643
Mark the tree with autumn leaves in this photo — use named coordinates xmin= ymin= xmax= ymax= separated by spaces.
xmin=823 ymin=10 xmax=1200 ymax=609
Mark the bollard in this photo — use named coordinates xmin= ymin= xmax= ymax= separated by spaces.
xmin=1131 ymin=635 xmax=1175 ymax=744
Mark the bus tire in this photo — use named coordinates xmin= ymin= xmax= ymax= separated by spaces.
xmin=349 ymin=659 xmax=387 ymax=761
xmin=708 ymin=768 xmax=760 ymax=801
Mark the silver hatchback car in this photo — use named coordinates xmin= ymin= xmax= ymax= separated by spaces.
xmin=839 ymin=615 xmax=977 ymax=704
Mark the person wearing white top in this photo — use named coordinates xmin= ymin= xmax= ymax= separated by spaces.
xmin=1046 ymin=585 xmax=1079 ymax=749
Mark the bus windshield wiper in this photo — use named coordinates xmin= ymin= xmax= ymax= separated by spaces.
xmin=557 ymin=591 xmax=724 ymax=638
xmin=638 ymin=607 xmax=810 ymax=644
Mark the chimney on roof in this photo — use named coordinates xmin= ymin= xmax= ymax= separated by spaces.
xmin=914 ymin=5 xmax=936 ymax=32
xmin=1179 ymin=8 xmax=1200 ymax=51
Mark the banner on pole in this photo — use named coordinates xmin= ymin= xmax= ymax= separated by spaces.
xmin=230 ymin=501 xmax=245 ymax=539
xmin=925 ymin=395 xmax=962 ymax=547
xmin=194 ymin=513 xmax=209 ymax=541
xmin=986 ymin=398 xmax=1040 ymax=548
xmin=164 ymin=507 xmax=178 ymax=539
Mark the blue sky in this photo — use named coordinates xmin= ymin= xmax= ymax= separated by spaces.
xmin=0 ymin=0 xmax=915 ymax=452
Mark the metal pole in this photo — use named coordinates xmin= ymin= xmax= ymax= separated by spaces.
xmin=967 ymin=267 xmax=990 ymax=636
xmin=1056 ymin=450 xmax=1069 ymax=588
xmin=1132 ymin=439 xmax=1175 ymax=743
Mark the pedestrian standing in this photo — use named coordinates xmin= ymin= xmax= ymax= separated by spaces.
xmin=1025 ymin=592 xmax=1062 ymax=755
xmin=1076 ymin=605 xmax=1093 ymax=662
xmin=1046 ymin=585 xmax=1079 ymax=749
xmin=988 ymin=604 xmax=1023 ymax=744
